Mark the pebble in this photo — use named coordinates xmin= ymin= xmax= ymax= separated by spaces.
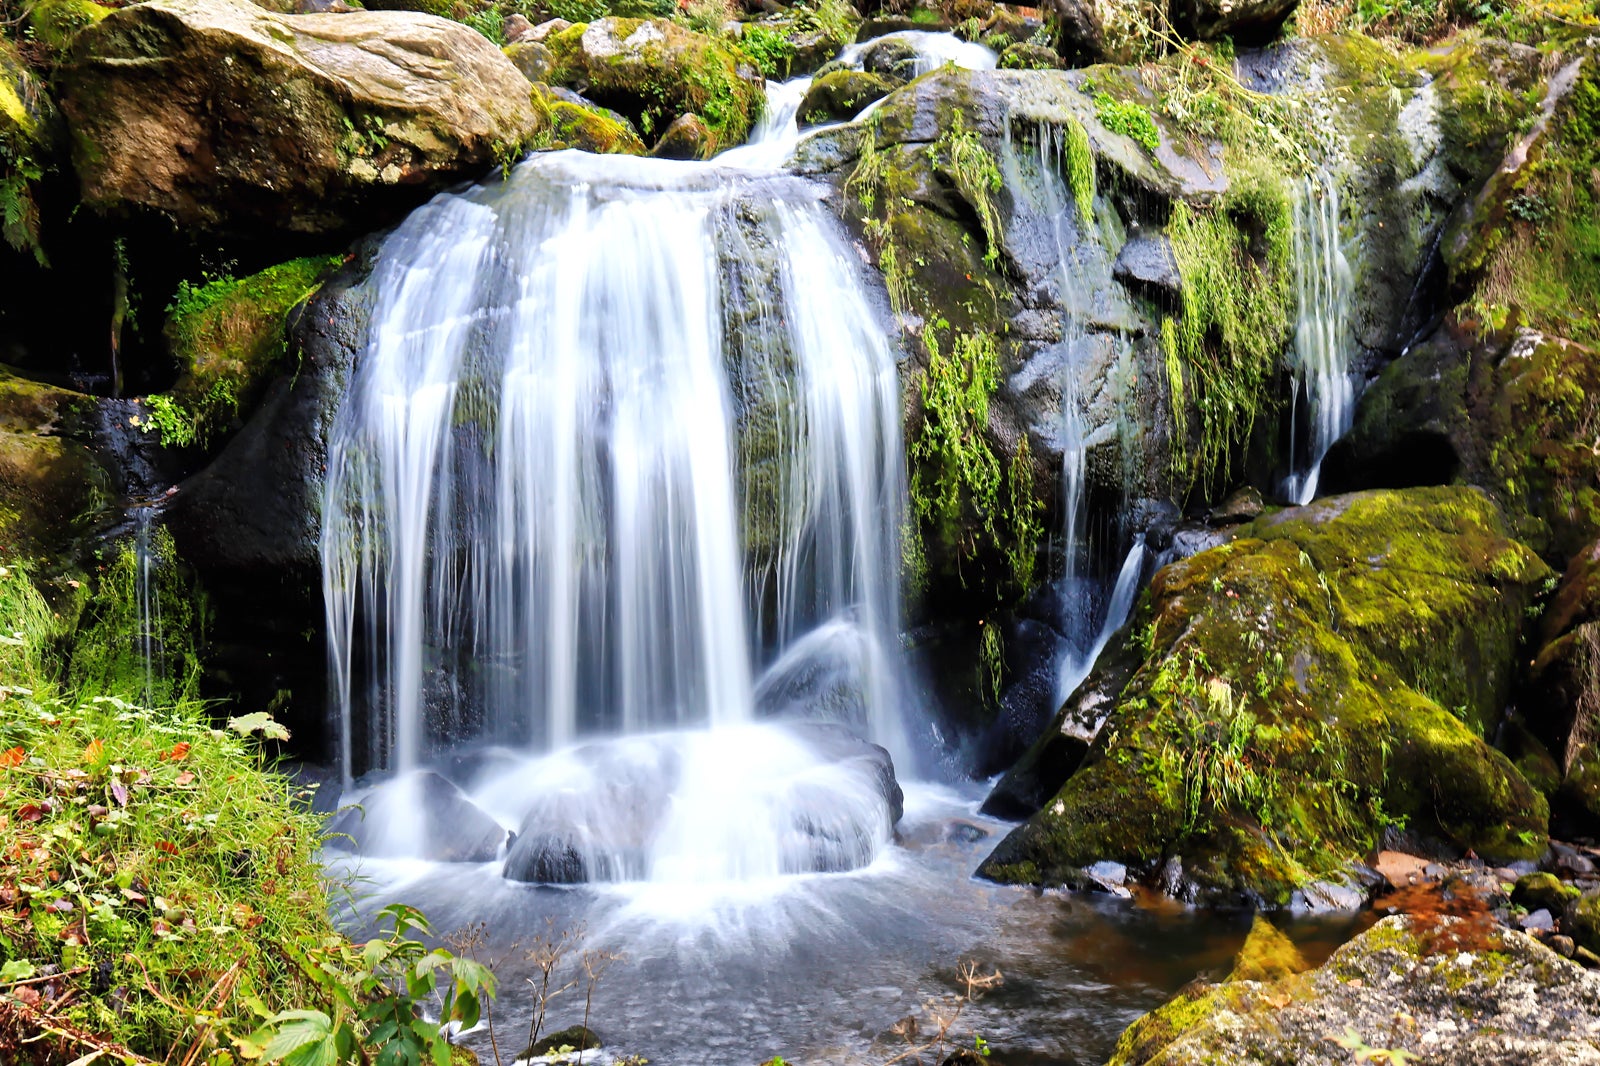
xmin=1519 ymin=908 xmax=1555 ymax=932
xmin=1550 ymin=935 xmax=1577 ymax=958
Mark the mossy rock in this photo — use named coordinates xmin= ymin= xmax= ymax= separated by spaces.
xmin=798 ymin=70 xmax=895 ymax=126
xmin=1325 ymin=323 xmax=1600 ymax=566
xmin=531 ymin=84 xmax=647 ymax=155
xmin=0 ymin=369 xmax=109 ymax=560
xmin=505 ymin=40 xmax=554 ymax=82
xmin=541 ymin=17 xmax=763 ymax=151
xmin=997 ymin=41 xmax=1063 ymax=70
xmin=649 ymin=111 xmax=712 ymax=159
xmin=979 ymin=487 xmax=1552 ymax=905
xmin=527 ymin=1025 xmax=601 ymax=1056
xmin=1109 ymin=915 xmax=1598 ymax=1065
xmin=1512 ymin=871 xmax=1580 ymax=913
xmin=151 ymin=255 xmax=343 ymax=451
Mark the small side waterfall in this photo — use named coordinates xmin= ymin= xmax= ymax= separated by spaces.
xmin=1283 ymin=174 xmax=1355 ymax=505
xmin=132 ymin=505 xmax=163 ymax=706
xmin=322 ymin=154 xmax=909 ymax=824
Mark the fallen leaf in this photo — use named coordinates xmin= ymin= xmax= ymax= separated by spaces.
xmin=174 ymin=772 xmax=195 ymax=787
xmin=16 ymin=804 xmax=45 ymax=823
xmin=0 ymin=747 xmax=24 ymax=768
xmin=109 ymin=780 xmax=128 ymax=807
xmin=81 ymin=739 xmax=104 ymax=766
xmin=164 ymin=743 xmax=190 ymax=762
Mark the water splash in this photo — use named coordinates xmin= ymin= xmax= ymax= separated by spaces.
xmin=1283 ymin=174 xmax=1355 ymax=505
xmin=834 ymin=30 xmax=998 ymax=76
xmin=322 ymin=153 xmax=908 ymax=786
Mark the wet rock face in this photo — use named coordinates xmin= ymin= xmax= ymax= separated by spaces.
xmin=58 ymin=0 xmax=542 ymax=236
xmin=1171 ymin=0 xmax=1300 ymax=42
xmin=978 ymin=487 xmax=1552 ymax=907
xmin=1110 ymin=915 xmax=1600 ymax=1066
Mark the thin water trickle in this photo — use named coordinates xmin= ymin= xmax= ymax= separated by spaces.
xmin=1284 ymin=173 xmax=1356 ymax=505
xmin=132 ymin=505 xmax=162 ymax=706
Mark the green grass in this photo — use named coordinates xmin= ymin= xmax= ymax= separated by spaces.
xmin=0 ymin=558 xmax=339 ymax=1062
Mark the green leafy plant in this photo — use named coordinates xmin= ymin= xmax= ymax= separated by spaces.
xmin=242 ymin=903 xmax=496 ymax=1066
xmin=930 ymin=113 xmax=1004 ymax=266
xmin=739 ymin=24 xmax=797 ymax=78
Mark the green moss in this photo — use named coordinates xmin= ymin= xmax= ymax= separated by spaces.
xmin=739 ymin=24 xmax=797 ymax=79
xmin=1063 ymin=116 xmax=1095 ymax=222
xmin=529 ymin=84 xmax=647 ymax=154
xmin=929 ymin=112 xmax=1004 ymax=267
xmin=1094 ymin=90 xmax=1160 ymax=152
xmin=1163 ymin=176 xmax=1294 ymax=495
xmin=26 ymin=0 xmax=110 ymax=54
xmin=150 ymin=255 xmax=341 ymax=450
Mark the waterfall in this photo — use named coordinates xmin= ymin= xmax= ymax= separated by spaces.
xmin=1283 ymin=174 xmax=1355 ymax=505
xmin=132 ymin=506 xmax=162 ymax=706
xmin=321 ymin=152 xmax=908 ymax=785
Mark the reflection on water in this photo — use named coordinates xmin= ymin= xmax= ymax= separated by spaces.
xmin=328 ymin=781 xmax=1366 ymax=1065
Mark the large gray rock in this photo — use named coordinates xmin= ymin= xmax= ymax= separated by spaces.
xmin=59 ymin=0 xmax=542 ymax=235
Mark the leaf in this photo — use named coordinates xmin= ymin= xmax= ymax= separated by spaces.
xmin=81 ymin=739 xmax=104 ymax=766
xmin=175 ymin=771 xmax=195 ymax=787
xmin=164 ymin=742 xmax=191 ymax=762
xmin=16 ymin=804 xmax=44 ymax=823
xmin=109 ymin=780 xmax=128 ymax=807
xmin=0 ymin=747 xmax=24 ymax=768
xmin=227 ymin=713 xmax=291 ymax=742
xmin=0 ymin=959 xmax=36 ymax=983
xmin=259 ymin=1011 xmax=340 ymax=1066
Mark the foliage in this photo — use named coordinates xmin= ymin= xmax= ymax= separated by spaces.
xmin=791 ymin=0 xmax=858 ymax=45
xmin=1161 ymin=180 xmax=1294 ymax=494
xmin=683 ymin=0 xmax=735 ymax=36
xmin=739 ymin=24 xmax=797 ymax=79
xmin=1062 ymin=117 xmax=1095 ymax=222
xmin=929 ymin=112 xmax=1004 ymax=266
xmin=1 ymin=42 xmax=49 ymax=266
xmin=1093 ymin=91 xmax=1160 ymax=152
xmin=460 ymin=3 xmax=508 ymax=44
xmin=910 ymin=321 xmax=1001 ymax=560
xmin=241 ymin=904 xmax=495 ymax=1066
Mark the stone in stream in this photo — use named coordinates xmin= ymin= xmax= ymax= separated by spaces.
xmin=325 ymin=770 xmax=509 ymax=862
xmin=58 ymin=0 xmax=542 ymax=237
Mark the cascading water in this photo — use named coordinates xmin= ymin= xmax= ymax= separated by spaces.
xmin=321 ymin=147 xmax=909 ymax=878
xmin=1283 ymin=173 xmax=1355 ymax=505
xmin=132 ymin=505 xmax=162 ymax=706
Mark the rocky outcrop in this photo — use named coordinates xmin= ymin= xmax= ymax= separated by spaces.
xmin=58 ymin=0 xmax=542 ymax=236
xmin=541 ymin=17 xmax=764 ymax=152
xmin=799 ymin=70 xmax=896 ymax=126
xmin=0 ymin=368 xmax=108 ymax=558
xmin=1110 ymin=913 xmax=1600 ymax=1065
xmin=978 ymin=487 xmax=1552 ymax=907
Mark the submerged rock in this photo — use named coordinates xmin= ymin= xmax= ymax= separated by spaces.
xmin=326 ymin=770 xmax=508 ymax=862
xmin=1109 ymin=914 xmax=1600 ymax=1065
xmin=979 ymin=487 xmax=1552 ymax=907
xmin=58 ymin=0 xmax=541 ymax=236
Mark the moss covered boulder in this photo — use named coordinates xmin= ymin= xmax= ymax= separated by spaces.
xmin=1110 ymin=914 xmax=1600 ymax=1065
xmin=1324 ymin=322 xmax=1600 ymax=564
xmin=799 ymin=70 xmax=895 ymax=126
xmin=541 ymin=17 xmax=764 ymax=151
xmin=0 ymin=369 xmax=109 ymax=559
xmin=59 ymin=0 xmax=542 ymax=236
xmin=530 ymin=85 xmax=646 ymax=155
xmin=1520 ymin=538 xmax=1600 ymax=831
xmin=979 ymin=487 xmax=1552 ymax=906
xmin=143 ymin=256 xmax=343 ymax=453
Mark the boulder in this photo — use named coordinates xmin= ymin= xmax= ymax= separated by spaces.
xmin=0 ymin=368 xmax=109 ymax=559
xmin=58 ymin=0 xmax=542 ymax=236
xmin=542 ymin=18 xmax=764 ymax=152
xmin=531 ymin=85 xmax=647 ymax=155
xmin=1109 ymin=915 xmax=1600 ymax=1066
xmin=997 ymin=42 xmax=1064 ymax=70
xmin=326 ymin=770 xmax=509 ymax=862
xmin=978 ymin=488 xmax=1553 ymax=906
xmin=649 ymin=112 xmax=713 ymax=159
xmin=504 ymin=40 xmax=554 ymax=82
xmin=1322 ymin=324 xmax=1600 ymax=564
xmin=1521 ymin=539 xmax=1600 ymax=832
xmin=798 ymin=70 xmax=896 ymax=126
xmin=1042 ymin=0 xmax=1103 ymax=63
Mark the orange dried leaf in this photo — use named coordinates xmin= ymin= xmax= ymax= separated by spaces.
xmin=0 ymin=747 xmax=24 ymax=768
